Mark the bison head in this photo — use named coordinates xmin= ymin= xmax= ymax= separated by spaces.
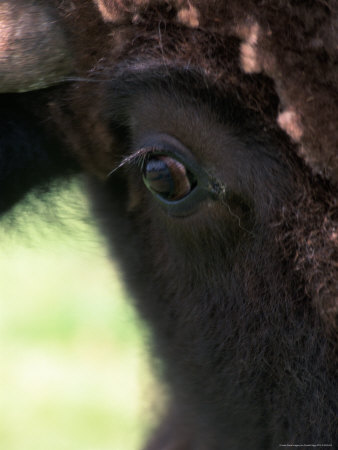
xmin=0 ymin=1 xmax=337 ymax=449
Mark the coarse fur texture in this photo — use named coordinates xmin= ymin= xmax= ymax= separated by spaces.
xmin=0 ymin=1 xmax=337 ymax=449
xmin=66 ymin=0 xmax=338 ymax=184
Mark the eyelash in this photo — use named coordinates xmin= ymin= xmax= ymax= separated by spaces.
xmin=107 ymin=147 xmax=153 ymax=177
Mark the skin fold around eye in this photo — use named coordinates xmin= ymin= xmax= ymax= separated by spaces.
xmin=108 ymin=134 xmax=225 ymax=217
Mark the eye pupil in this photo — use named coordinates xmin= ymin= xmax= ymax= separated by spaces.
xmin=145 ymin=158 xmax=175 ymax=197
xmin=143 ymin=155 xmax=192 ymax=201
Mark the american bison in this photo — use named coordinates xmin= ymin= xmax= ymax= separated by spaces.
xmin=0 ymin=1 xmax=337 ymax=449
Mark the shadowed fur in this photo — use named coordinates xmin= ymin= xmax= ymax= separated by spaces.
xmin=0 ymin=1 xmax=337 ymax=449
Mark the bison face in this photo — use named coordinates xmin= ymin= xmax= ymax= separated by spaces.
xmin=0 ymin=1 xmax=337 ymax=449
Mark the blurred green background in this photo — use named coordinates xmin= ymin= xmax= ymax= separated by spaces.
xmin=0 ymin=179 xmax=160 ymax=450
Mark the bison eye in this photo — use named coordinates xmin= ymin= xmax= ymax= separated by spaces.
xmin=134 ymin=134 xmax=219 ymax=217
xmin=143 ymin=155 xmax=195 ymax=201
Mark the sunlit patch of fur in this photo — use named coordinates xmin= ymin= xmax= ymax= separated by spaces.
xmin=176 ymin=3 xmax=200 ymax=28
xmin=277 ymin=110 xmax=303 ymax=143
xmin=239 ymin=22 xmax=261 ymax=73
xmin=93 ymin=0 xmax=120 ymax=22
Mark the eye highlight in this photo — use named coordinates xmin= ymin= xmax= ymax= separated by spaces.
xmin=143 ymin=155 xmax=194 ymax=201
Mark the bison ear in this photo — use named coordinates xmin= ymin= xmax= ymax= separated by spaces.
xmin=0 ymin=0 xmax=74 ymax=93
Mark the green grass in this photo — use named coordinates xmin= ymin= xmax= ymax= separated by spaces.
xmin=0 ymin=181 xmax=160 ymax=450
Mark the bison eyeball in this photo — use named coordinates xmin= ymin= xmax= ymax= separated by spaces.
xmin=143 ymin=155 xmax=193 ymax=201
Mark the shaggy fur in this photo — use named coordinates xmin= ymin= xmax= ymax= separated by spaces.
xmin=59 ymin=0 xmax=338 ymax=185
xmin=55 ymin=0 xmax=338 ymax=330
xmin=0 ymin=1 xmax=337 ymax=449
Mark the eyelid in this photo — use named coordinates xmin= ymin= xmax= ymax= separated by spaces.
xmin=136 ymin=134 xmax=200 ymax=170
xmin=107 ymin=135 xmax=189 ymax=175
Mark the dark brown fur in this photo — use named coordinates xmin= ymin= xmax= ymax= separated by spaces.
xmin=58 ymin=0 xmax=338 ymax=183
xmin=1 ymin=1 xmax=337 ymax=449
xmin=54 ymin=0 xmax=338 ymax=331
